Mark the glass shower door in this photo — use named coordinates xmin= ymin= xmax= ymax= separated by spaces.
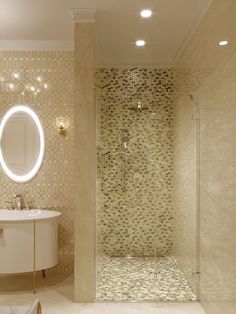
xmin=95 ymin=67 xmax=198 ymax=302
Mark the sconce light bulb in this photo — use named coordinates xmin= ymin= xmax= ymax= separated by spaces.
xmin=44 ymin=83 xmax=48 ymax=89
xmin=56 ymin=116 xmax=70 ymax=136
xmin=37 ymin=76 xmax=43 ymax=82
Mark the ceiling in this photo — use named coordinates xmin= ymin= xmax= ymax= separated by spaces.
xmin=0 ymin=0 xmax=212 ymax=66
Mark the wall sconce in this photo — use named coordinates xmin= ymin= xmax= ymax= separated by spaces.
xmin=56 ymin=116 xmax=70 ymax=136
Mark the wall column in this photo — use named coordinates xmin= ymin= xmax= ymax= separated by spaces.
xmin=71 ymin=8 xmax=96 ymax=302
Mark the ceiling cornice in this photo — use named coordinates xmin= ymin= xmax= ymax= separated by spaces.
xmin=69 ymin=8 xmax=97 ymax=23
xmin=171 ymin=0 xmax=213 ymax=66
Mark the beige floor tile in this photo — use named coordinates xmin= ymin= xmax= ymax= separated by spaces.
xmin=0 ymin=273 xmax=205 ymax=314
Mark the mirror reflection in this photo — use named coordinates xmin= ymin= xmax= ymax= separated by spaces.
xmin=0 ymin=105 xmax=44 ymax=183
xmin=1 ymin=111 xmax=40 ymax=176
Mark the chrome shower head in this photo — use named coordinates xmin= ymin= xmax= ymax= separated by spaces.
xmin=128 ymin=101 xmax=148 ymax=112
xmin=122 ymin=136 xmax=130 ymax=151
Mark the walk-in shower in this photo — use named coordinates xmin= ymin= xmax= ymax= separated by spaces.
xmin=95 ymin=67 xmax=198 ymax=302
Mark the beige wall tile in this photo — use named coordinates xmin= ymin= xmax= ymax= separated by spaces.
xmin=0 ymin=51 xmax=74 ymax=274
xmin=174 ymin=0 xmax=236 ymax=312
xmin=74 ymin=22 xmax=95 ymax=302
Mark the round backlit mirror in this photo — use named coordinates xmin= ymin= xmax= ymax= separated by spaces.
xmin=0 ymin=105 xmax=45 ymax=183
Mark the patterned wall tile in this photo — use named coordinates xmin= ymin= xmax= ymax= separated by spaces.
xmin=95 ymin=68 xmax=174 ymax=256
xmin=0 ymin=51 xmax=74 ymax=274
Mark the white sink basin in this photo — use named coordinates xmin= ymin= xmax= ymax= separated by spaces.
xmin=0 ymin=209 xmax=61 ymax=222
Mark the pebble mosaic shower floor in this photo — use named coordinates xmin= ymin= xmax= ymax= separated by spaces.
xmin=96 ymin=255 xmax=196 ymax=301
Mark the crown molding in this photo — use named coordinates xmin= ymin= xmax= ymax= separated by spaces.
xmin=69 ymin=8 xmax=97 ymax=23
xmin=172 ymin=0 xmax=213 ymax=66
xmin=0 ymin=40 xmax=74 ymax=51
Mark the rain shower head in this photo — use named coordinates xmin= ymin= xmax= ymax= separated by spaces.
xmin=128 ymin=106 xmax=148 ymax=112
xmin=128 ymin=101 xmax=148 ymax=112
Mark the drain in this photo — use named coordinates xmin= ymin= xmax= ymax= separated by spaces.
xmin=149 ymin=272 xmax=162 ymax=281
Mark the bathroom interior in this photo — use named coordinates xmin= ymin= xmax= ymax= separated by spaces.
xmin=0 ymin=0 xmax=235 ymax=314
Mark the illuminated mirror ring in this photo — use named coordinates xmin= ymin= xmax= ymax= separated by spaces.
xmin=0 ymin=105 xmax=45 ymax=183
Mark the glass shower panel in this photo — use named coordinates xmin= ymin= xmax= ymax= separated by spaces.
xmin=95 ymin=68 xmax=198 ymax=302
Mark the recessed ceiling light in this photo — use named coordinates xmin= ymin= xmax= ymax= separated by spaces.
xmin=140 ymin=9 xmax=152 ymax=18
xmin=136 ymin=40 xmax=146 ymax=47
xmin=219 ymin=40 xmax=229 ymax=46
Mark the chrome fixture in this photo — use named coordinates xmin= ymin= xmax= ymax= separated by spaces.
xmin=122 ymin=136 xmax=130 ymax=151
xmin=13 ymin=194 xmax=23 ymax=210
xmin=5 ymin=194 xmax=33 ymax=210
xmin=129 ymin=101 xmax=148 ymax=112
xmin=133 ymin=172 xmax=142 ymax=183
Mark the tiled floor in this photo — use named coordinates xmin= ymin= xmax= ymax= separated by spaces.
xmin=96 ymin=255 xmax=196 ymax=301
xmin=0 ymin=273 xmax=205 ymax=314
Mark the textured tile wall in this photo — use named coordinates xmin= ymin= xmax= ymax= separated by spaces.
xmin=173 ymin=66 xmax=236 ymax=313
xmin=174 ymin=0 xmax=236 ymax=312
xmin=96 ymin=68 xmax=174 ymax=256
xmin=0 ymin=51 xmax=74 ymax=274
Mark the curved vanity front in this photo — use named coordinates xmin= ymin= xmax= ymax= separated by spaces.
xmin=0 ymin=209 xmax=61 ymax=274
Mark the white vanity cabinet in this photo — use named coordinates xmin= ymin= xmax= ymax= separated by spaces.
xmin=0 ymin=209 xmax=61 ymax=274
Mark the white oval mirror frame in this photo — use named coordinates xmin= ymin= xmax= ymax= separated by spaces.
xmin=0 ymin=105 xmax=45 ymax=183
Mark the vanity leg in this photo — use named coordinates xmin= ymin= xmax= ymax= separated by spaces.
xmin=33 ymin=220 xmax=36 ymax=294
xmin=42 ymin=270 xmax=46 ymax=278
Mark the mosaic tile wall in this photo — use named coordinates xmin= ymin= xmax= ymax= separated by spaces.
xmin=96 ymin=68 xmax=174 ymax=256
xmin=0 ymin=51 xmax=74 ymax=274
